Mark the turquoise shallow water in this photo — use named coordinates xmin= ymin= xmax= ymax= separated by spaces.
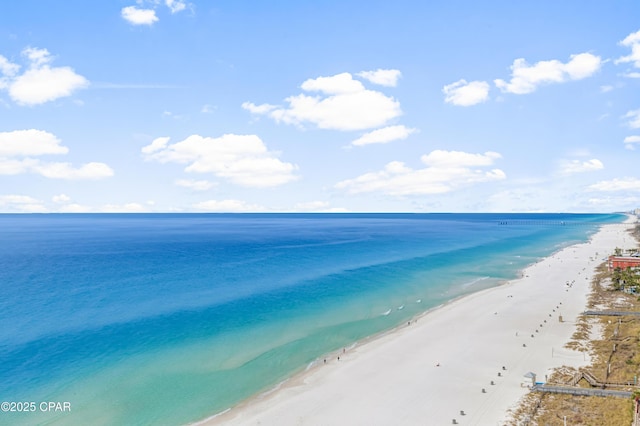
xmin=0 ymin=213 xmax=624 ymax=425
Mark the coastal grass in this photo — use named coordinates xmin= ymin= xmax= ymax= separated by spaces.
xmin=514 ymin=393 xmax=632 ymax=426
xmin=509 ymin=252 xmax=640 ymax=425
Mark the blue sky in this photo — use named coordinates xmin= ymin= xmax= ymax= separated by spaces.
xmin=1 ymin=0 xmax=640 ymax=213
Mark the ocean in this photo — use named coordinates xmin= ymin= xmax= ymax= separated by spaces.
xmin=0 ymin=213 xmax=624 ymax=425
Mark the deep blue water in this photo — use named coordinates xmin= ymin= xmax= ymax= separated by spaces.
xmin=0 ymin=213 xmax=624 ymax=425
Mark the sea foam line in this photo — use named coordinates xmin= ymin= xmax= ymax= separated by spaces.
xmin=461 ymin=276 xmax=490 ymax=288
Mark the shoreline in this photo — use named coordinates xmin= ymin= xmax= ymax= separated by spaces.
xmin=197 ymin=219 xmax=636 ymax=425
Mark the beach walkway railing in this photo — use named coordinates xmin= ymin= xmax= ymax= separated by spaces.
xmin=583 ymin=310 xmax=640 ymax=317
xmin=567 ymin=370 xmax=637 ymax=389
xmin=532 ymin=384 xmax=632 ymax=398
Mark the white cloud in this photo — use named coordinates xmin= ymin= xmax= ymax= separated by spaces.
xmin=142 ymin=134 xmax=298 ymax=187
xmin=616 ymin=29 xmax=640 ymax=69
xmin=102 ymin=203 xmax=148 ymax=213
xmin=624 ymin=72 xmax=640 ymax=78
xmin=0 ymin=129 xmax=68 ymax=156
xmin=241 ymin=102 xmax=277 ymax=115
xmin=4 ymin=160 xmax=112 ymax=180
xmin=34 ymin=162 xmax=114 ymax=180
xmin=562 ymin=53 xmax=602 ymax=79
xmin=356 ymin=69 xmax=401 ymax=87
xmin=335 ymin=150 xmax=505 ymax=196
xmin=175 ymin=179 xmax=216 ymax=191
xmin=600 ymin=85 xmax=614 ymax=93
xmin=495 ymin=52 xmax=601 ymax=94
xmin=301 ymin=72 xmax=365 ymax=94
xmin=10 ymin=66 xmax=88 ymax=105
xmin=486 ymin=188 xmax=551 ymax=213
xmin=351 ymin=125 xmax=417 ymax=146
xmin=58 ymin=203 xmax=91 ymax=213
xmin=141 ymin=136 xmax=170 ymax=154
xmin=443 ymin=79 xmax=490 ymax=106
xmin=0 ymin=129 xmax=113 ymax=179
xmin=293 ymin=201 xmax=330 ymax=211
xmin=193 ymin=199 xmax=264 ymax=212
xmin=0 ymin=55 xmax=20 ymax=76
xmin=291 ymin=201 xmax=349 ymax=212
xmin=624 ymin=135 xmax=640 ymax=150
xmin=201 ymin=104 xmax=216 ymax=113
xmin=165 ymin=0 xmax=187 ymax=13
xmin=0 ymin=158 xmax=37 ymax=175
xmin=121 ymin=1 xmax=190 ymax=25
xmin=162 ymin=110 xmax=185 ymax=120
xmin=558 ymin=158 xmax=604 ymax=175
xmin=0 ymin=47 xmax=88 ymax=105
xmin=52 ymin=194 xmax=71 ymax=203
xmin=243 ymin=72 xmax=402 ymax=131
xmin=624 ymin=109 xmax=640 ymax=128
xmin=0 ymin=195 xmax=46 ymax=213
xmin=23 ymin=47 xmax=51 ymax=67
xmin=587 ymin=195 xmax=640 ymax=208
xmin=422 ymin=150 xmax=502 ymax=167
xmin=588 ymin=177 xmax=640 ymax=192
xmin=0 ymin=195 xmax=39 ymax=205
xmin=0 ymin=55 xmax=20 ymax=89
xmin=321 ymin=207 xmax=350 ymax=213
xmin=121 ymin=6 xmax=158 ymax=25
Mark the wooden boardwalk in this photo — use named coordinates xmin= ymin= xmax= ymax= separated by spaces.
xmin=567 ymin=371 xmax=636 ymax=388
xmin=583 ymin=310 xmax=640 ymax=317
xmin=532 ymin=384 xmax=632 ymax=398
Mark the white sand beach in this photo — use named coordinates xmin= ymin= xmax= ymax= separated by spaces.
xmin=202 ymin=219 xmax=637 ymax=426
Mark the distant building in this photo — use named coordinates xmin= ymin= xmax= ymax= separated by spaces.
xmin=608 ymin=255 xmax=640 ymax=271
